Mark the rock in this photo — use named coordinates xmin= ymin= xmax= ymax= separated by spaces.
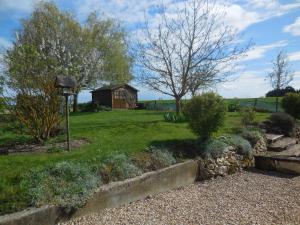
xmin=216 ymin=166 xmax=228 ymax=176
xmin=254 ymin=137 xmax=268 ymax=155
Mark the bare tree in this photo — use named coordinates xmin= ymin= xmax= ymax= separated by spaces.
xmin=268 ymin=50 xmax=293 ymax=112
xmin=136 ymin=0 xmax=249 ymax=113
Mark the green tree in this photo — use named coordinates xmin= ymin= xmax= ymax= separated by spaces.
xmin=2 ymin=2 xmax=133 ymax=140
xmin=6 ymin=2 xmax=132 ymax=112
xmin=183 ymin=92 xmax=226 ymax=141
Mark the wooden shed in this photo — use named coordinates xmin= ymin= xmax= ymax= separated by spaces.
xmin=91 ymin=84 xmax=138 ymax=109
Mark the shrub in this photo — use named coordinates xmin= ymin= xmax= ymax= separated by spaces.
xmin=132 ymin=152 xmax=157 ymax=172
xmin=21 ymin=162 xmax=99 ymax=211
xmin=241 ymin=128 xmax=263 ymax=146
xmin=133 ymin=147 xmax=176 ymax=172
xmin=81 ymin=102 xmax=111 ymax=112
xmin=269 ymin=112 xmax=295 ymax=136
xmin=201 ymin=138 xmax=228 ymax=159
xmin=99 ymin=153 xmax=142 ymax=182
xmin=227 ymin=99 xmax=240 ymax=112
xmin=163 ymin=112 xmax=186 ymax=123
xmin=240 ymin=107 xmax=256 ymax=126
xmin=14 ymin=92 xmax=62 ymax=142
xmin=220 ymin=135 xmax=252 ymax=157
xmin=183 ymin=92 xmax=226 ymax=141
xmin=147 ymin=146 xmax=176 ymax=168
xmin=281 ymin=93 xmax=300 ymax=119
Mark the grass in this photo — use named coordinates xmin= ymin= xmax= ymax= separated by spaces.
xmin=0 ymin=110 xmax=270 ymax=215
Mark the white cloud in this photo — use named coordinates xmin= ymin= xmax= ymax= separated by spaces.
xmin=217 ymin=70 xmax=269 ymax=98
xmin=240 ymin=40 xmax=288 ymax=62
xmin=246 ymin=0 xmax=300 ymax=16
xmin=288 ymin=51 xmax=300 ymax=61
xmin=0 ymin=37 xmax=12 ymax=49
xmin=283 ymin=17 xmax=300 ymax=36
xmin=0 ymin=0 xmax=39 ymax=12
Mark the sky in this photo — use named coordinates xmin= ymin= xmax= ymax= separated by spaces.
xmin=0 ymin=0 xmax=300 ymax=102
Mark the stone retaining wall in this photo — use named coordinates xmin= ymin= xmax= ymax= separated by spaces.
xmin=0 ymin=160 xmax=198 ymax=225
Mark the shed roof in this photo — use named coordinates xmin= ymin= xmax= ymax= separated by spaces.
xmin=91 ymin=84 xmax=139 ymax=93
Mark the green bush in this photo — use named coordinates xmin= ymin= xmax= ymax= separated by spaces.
xmin=241 ymin=128 xmax=263 ymax=146
xmin=183 ymin=92 xmax=226 ymax=141
xmin=240 ymin=107 xmax=256 ymax=126
xmin=99 ymin=153 xmax=142 ymax=182
xmin=81 ymin=102 xmax=111 ymax=112
xmin=21 ymin=162 xmax=99 ymax=211
xmin=227 ymin=99 xmax=240 ymax=112
xmin=281 ymin=93 xmax=300 ymax=119
xmin=201 ymin=138 xmax=228 ymax=158
xmin=220 ymin=135 xmax=252 ymax=157
xmin=269 ymin=112 xmax=295 ymax=136
xmin=163 ymin=112 xmax=186 ymax=123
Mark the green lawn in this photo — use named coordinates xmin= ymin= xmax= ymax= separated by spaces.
xmin=0 ymin=110 xmax=270 ymax=215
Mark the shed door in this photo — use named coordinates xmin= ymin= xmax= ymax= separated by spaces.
xmin=113 ymin=90 xmax=128 ymax=109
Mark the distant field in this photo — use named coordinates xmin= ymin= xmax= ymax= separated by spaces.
xmin=140 ymin=97 xmax=283 ymax=112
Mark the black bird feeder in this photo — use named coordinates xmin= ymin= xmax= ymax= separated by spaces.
xmin=55 ymin=75 xmax=78 ymax=151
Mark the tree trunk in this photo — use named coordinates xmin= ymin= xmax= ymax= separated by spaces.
xmin=275 ymin=96 xmax=279 ymax=112
xmin=175 ymin=97 xmax=181 ymax=115
xmin=73 ymin=93 xmax=78 ymax=113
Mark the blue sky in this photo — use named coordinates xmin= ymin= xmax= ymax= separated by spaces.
xmin=1 ymin=0 xmax=300 ymax=102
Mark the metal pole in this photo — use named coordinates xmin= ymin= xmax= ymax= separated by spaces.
xmin=65 ymin=95 xmax=70 ymax=151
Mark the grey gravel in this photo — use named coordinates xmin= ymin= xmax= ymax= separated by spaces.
xmin=63 ymin=170 xmax=300 ymax=225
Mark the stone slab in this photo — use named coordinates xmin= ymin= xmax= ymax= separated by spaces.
xmin=265 ymin=134 xmax=284 ymax=143
xmin=274 ymin=144 xmax=300 ymax=157
xmin=268 ymin=137 xmax=297 ymax=152
xmin=254 ymin=155 xmax=300 ymax=175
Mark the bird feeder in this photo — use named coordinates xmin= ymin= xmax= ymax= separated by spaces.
xmin=55 ymin=75 xmax=78 ymax=151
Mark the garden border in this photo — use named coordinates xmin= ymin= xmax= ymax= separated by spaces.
xmin=0 ymin=160 xmax=198 ymax=225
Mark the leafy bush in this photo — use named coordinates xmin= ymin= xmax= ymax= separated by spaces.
xmin=220 ymin=135 xmax=252 ymax=157
xmin=241 ymin=128 xmax=263 ymax=147
xmin=99 ymin=153 xmax=142 ymax=182
xmin=240 ymin=107 xmax=256 ymax=126
xmin=81 ymin=102 xmax=111 ymax=112
xmin=227 ymin=99 xmax=240 ymax=112
xmin=281 ymin=93 xmax=300 ymax=119
xmin=201 ymin=138 xmax=228 ymax=158
xmin=163 ymin=112 xmax=186 ymax=123
xmin=183 ymin=92 xmax=226 ymax=141
xmin=21 ymin=162 xmax=99 ymax=211
xmin=269 ymin=112 xmax=295 ymax=136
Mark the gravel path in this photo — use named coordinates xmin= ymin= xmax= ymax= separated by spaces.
xmin=63 ymin=170 xmax=300 ymax=225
